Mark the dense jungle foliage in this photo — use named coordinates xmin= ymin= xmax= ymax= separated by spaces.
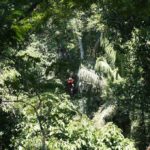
xmin=0 ymin=0 xmax=150 ymax=150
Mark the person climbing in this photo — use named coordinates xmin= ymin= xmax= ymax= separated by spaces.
xmin=66 ymin=73 xmax=75 ymax=96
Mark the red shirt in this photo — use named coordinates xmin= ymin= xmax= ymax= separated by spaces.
xmin=67 ymin=78 xmax=74 ymax=87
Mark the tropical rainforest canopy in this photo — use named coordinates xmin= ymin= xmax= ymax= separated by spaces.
xmin=0 ymin=0 xmax=150 ymax=150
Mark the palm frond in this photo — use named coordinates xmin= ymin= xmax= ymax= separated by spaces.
xmin=95 ymin=57 xmax=112 ymax=76
xmin=78 ymin=65 xmax=106 ymax=92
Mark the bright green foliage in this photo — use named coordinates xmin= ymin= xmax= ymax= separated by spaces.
xmin=48 ymin=118 xmax=135 ymax=150
xmin=0 ymin=68 xmax=20 ymax=85
xmin=11 ymin=92 xmax=76 ymax=149
xmin=10 ymin=91 xmax=135 ymax=150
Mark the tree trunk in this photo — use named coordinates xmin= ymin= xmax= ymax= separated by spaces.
xmin=35 ymin=110 xmax=47 ymax=150
xmin=78 ymin=36 xmax=84 ymax=60
xmin=93 ymin=102 xmax=117 ymax=128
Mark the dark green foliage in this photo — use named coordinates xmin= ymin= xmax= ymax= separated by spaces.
xmin=0 ymin=108 xmax=22 ymax=150
xmin=1 ymin=0 xmax=150 ymax=150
